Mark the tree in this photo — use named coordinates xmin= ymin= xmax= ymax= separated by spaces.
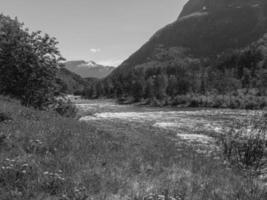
xmin=145 ymin=77 xmax=155 ymax=99
xmin=167 ymin=75 xmax=178 ymax=97
xmin=130 ymin=68 xmax=145 ymax=101
xmin=256 ymin=67 xmax=267 ymax=96
xmin=131 ymin=79 xmax=144 ymax=101
xmin=155 ymin=73 xmax=168 ymax=100
xmin=0 ymin=14 xmax=64 ymax=109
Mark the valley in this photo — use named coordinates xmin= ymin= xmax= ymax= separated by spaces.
xmin=1 ymin=0 xmax=267 ymax=199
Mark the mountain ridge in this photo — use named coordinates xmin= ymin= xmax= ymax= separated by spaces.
xmin=64 ymin=60 xmax=115 ymax=79
xmin=109 ymin=0 xmax=267 ymax=78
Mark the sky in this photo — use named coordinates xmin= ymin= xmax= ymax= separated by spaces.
xmin=1 ymin=0 xmax=188 ymax=66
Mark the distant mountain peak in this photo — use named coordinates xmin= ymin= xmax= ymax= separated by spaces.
xmin=75 ymin=60 xmax=97 ymax=68
xmin=64 ymin=60 xmax=115 ymax=78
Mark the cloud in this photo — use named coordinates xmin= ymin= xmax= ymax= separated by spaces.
xmin=90 ymin=48 xmax=101 ymax=53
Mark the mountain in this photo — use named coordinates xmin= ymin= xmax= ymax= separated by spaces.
xmin=56 ymin=68 xmax=89 ymax=94
xmin=110 ymin=0 xmax=267 ymax=77
xmin=64 ymin=60 xmax=115 ymax=79
xmin=85 ymin=0 xmax=267 ymax=108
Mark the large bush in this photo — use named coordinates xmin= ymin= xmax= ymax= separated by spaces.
xmin=0 ymin=14 xmax=64 ymax=109
xmin=221 ymin=117 xmax=267 ymax=176
xmin=53 ymin=98 xmax=77 ymax=118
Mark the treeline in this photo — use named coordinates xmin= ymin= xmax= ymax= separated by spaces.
xmin=84 ymin=45 xmax=267 ymax=109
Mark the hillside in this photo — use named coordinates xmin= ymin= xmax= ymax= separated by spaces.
xmin=111 ymin=0 xmax=267 ymax=76
xmin=65 ymin=60 xmax=115 ymax=79
xmin=86 ymin=0 xmax=267 ymax=108
xmin=56 ymin=68 xmax=89 ymax=94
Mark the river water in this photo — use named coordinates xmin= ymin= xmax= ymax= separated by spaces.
xmin=76 ymin=99 xmax=263 ymax=154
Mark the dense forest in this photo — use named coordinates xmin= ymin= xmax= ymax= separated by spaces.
xmin=84 ymin=38 xmax=267 ymax=109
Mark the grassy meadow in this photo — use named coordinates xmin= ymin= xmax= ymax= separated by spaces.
xmin=0 ymin=96 xmax=266 ymax=200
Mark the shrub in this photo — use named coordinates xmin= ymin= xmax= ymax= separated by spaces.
xmin=221 ymin=118 xmax=267 ymax=176
xmin=173 ymin=95 xmax=190 ymax=106
xmin=53 ymin=99 xmax=77 ymax=118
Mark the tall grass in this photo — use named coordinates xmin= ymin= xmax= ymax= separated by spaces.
xmin=0 ymin=96 xmax=266 ymax=199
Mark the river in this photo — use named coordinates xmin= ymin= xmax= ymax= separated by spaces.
xmin=75 ymin=98 xmax=263 ymax=154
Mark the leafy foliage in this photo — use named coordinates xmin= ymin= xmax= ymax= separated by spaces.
xmin=53 ymin=98 xmax=78 ymax=118
xmin=0 ymin=14 xmax=64 ymax=109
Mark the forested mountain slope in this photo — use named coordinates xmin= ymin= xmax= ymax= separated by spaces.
xmin=56 ymin=68 xmax=89 ymax=94
xmin=85 ymin=0 xmax=267 ymax=109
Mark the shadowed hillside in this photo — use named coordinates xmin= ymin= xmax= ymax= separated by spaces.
xmin=112 ymin=0 xmax=267 ymax=75
xmin=56 ymin=68 xmax=89 ymax=94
